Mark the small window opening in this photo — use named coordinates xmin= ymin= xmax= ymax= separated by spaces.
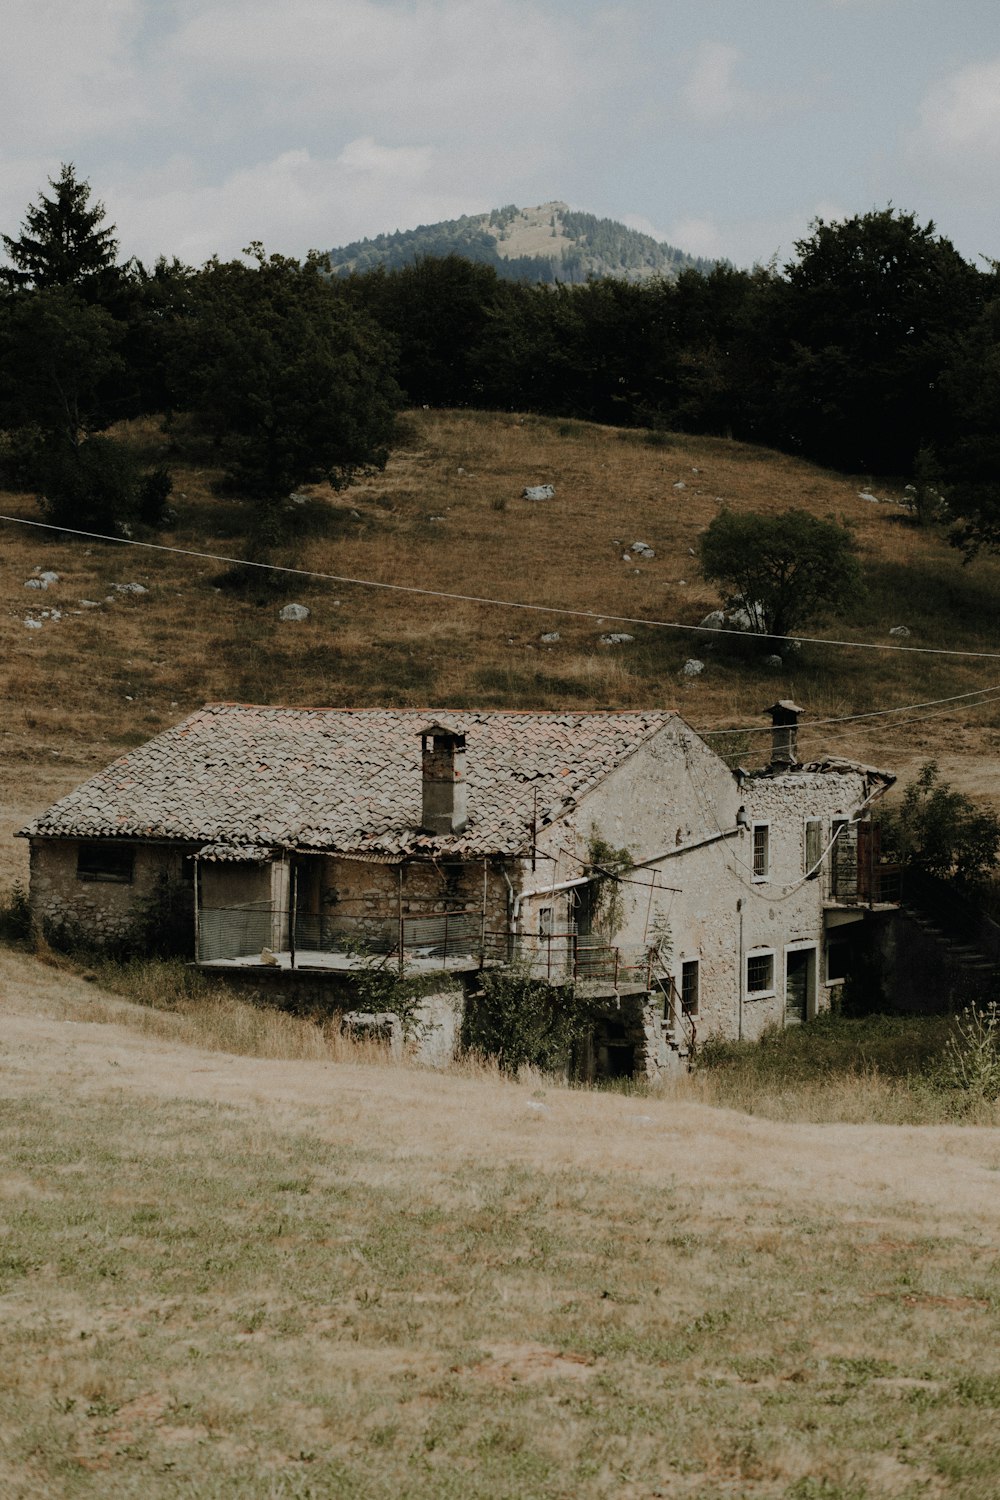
xmin=804 ymin=819 xmax=823 ymax=877
xmin=76 ymin=842 xmax=134 ymax=884
xmin=747 ymin=951 xmax=774 ymax=995
xmin=752 ymin=824 xmax=770 ymax=880
xmin=681 ymin=959 xmax=700 ymax=1017
xmin=826 ymin=940 xmax=851 ymax=984
xmin=538 ymin=906 xmax=553 ymax=939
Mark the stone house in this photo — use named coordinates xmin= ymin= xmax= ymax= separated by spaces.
xmin=20 ymin=701 xmax=897 ymax=1078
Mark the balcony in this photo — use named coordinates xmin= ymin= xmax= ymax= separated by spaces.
xmin=825 ymin=819 xmax=902 ymax=908
xmin=195 ymin=906 xmax=662 ymax=994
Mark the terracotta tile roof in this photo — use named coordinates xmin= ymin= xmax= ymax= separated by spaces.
xmin=22 ymin=704 xmax=677 ymax=857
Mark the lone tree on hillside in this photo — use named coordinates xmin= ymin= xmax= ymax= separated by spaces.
xmin=698 ymin=508 xmax=862 ymax=640
xmin=1 ymin=164 xmax=119 ymax=294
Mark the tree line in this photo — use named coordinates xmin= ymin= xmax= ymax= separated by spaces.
xmin=2 ymin=166 xmax=999 ymax=558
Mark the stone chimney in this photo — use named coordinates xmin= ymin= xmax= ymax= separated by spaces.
xmin=419 ymin=722 xmax=467 ymax=835
xmin=764 ymin=700 xmax=805 ymax=771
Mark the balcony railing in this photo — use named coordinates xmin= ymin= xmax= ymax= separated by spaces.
xmin=196 ymin=905 xmax=662 ymax=991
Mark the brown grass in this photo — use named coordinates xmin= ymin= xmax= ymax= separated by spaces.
xmin=3 ymin=946 xmax=1000 ymax=1497
xmin=3 ymin=409 xmax=1000 ymax=885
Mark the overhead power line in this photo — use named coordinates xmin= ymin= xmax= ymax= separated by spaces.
xmin=698 ymin=684 xmax=1000 ymax=738
xmin=3 ymin=511 xmax=1000 ymax=662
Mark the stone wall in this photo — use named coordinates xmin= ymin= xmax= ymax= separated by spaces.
xmin=28 ymin=838 xmax=193 ymax=946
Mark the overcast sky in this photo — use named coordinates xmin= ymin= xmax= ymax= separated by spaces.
xmin=3 ymin=0 xmax=998 ymax=272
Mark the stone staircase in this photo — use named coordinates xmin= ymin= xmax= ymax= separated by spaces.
xmin=901 ymin=874 xmax=1000 ymax=1007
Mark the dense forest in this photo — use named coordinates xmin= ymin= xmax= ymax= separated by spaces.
xmin=1 ymin=167 xmax=999 ymax=555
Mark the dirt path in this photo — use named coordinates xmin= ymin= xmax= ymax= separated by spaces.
xmin=2 ymin=949 xmax=998 ymax=1239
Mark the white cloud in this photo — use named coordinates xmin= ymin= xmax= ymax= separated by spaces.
xmin=0 ymin=0 xmax=148 ymax=148
xmin=105 ymin=144 xmax=504 ymax=264
xmin=911 ymin=55 xmax=1000 ymax=182
xmin=162 ymin=0 xmax=590 ymax=143
xmin=678 ymin=41 xmax=782 ymax=126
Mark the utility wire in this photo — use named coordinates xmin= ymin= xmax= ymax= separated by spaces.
xmin=697 ymin=683 xmax=1000 ymax=738
xmin=4 ymin=511 xmax=1000 ymax=663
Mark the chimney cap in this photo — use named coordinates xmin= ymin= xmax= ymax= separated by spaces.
xmin=763 ymin=700 xmax=806 ymax=720
xmin=418 ymin=719 xmax=464 ymax=740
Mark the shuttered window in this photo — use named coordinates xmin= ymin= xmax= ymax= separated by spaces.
xmin=76 ymin=842 xmax=134 ymax=884
xmin=805 ymin=819 xmax=823 ymax=877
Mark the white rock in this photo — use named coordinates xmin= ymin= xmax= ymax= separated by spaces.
xmin=522 ymin=484 xmax=555 ymax=500
xmin=858 ymin=490 xmax=880 ymax=503
xmin=79 ymin=600 xmax=100 ymax=608
xmin=288 ymin=491 xmax=308 ymax=506
xmin=764 ymin=654 xmax=783 ymax=668
xmin=540 ymin=632 xmax=560 ymax=643
xmin=682 ymin=659 xmax=705 ymax=676
xmin=24 ymin=618 xmax=42 ymax=629
xmin=24 ymin=578 xmax=46 ymax=589
xmin=600 ymin=633 xmax=634 ymax=645
xmin=622 ymin=554 xmax=632 ymax=563
xmin=889 ymin=625 xmax=911 ymax=638
xmin=279 ymin=603 xmax=310 ymax=622
xmin=112 ymin=582 xmax=148 ymax=596
xmin=631 ymin=541 xmax=655 ymax=558
xmin=673 ymin=481 xmax=686 ymax=490
xmin=38 ymin=570 xmax=60 ymax=585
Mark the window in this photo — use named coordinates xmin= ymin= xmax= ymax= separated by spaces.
xmin=538 ymin=906 xmax=553 ymax=939
xmin=747 ymin=951 xmax=775 ymax=996
xmin=681 ymin=959 xmax=700 ymax=1016
xmin=752 ymin=823 xmax=770 ymax=880
xmin=76 ymin=842 xmax=134 ymax=884
xmin=804 ymin=819 xmax=823 ymax=877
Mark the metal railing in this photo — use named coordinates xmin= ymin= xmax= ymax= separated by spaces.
xmin=196 ymin=903 xmax=666 ymax=991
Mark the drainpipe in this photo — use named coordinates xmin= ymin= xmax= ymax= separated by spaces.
xmin=193 ymin=857 xmax=201 ymax=962
xmin=737 ymin=898 xmax=744 ymax=1041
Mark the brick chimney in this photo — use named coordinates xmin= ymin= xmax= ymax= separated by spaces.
xmin=764 ymin=700 xmax=804 ymax=771
xmin=419 ymin=722 xmax=467 ymax=835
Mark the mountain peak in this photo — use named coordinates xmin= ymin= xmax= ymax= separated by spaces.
xmin=325 ymin=202 xmax=714 ymax=284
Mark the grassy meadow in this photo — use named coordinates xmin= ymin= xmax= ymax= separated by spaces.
xmin=3 ymin=947 xmax=1000 ymax=1499
xmin=4 ymin=408 xmax=1000 ymax=883
xmin=4 ymin=411 xmax=1000 ymax=1495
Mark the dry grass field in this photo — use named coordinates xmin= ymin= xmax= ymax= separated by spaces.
xmin=1 ymin=947 xmax=1000 ymax=1499
xmin=3 ymin=408 xmax=1000 ymax=885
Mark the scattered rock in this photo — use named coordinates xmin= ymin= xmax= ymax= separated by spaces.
xmin=631 ymin=541 xmax=655 ymax=558
xmin=111 ymin=582 xmax=148 ymax=596
xmin=427 ymin=515 xmax=445 ymax=522
xmin=79 ymin=599 xmax=100 ymax=608
xmin=698 ymin=610 xmax=726 ymax=633
xmin=279 ymin=603 xmax=310 ymax=622
xmin=858 ymin=489 xmax=880 ymax=503
xmin=23 ymin=618 xmax=43 ymax=630
xmin=600 ymin=633 xmax=634 ymax=645
xmin=38 ymin=570 xmax=60 ymax=585
xmin=540 ymin=632 xmax=560 ymax=643
xmin=622 ymin=553 xmax=632 ymax=563
xmin=288 ymin=490 xmax=309 ymax=506
xmin=682 ymin=659 xmax=705 ymax=676
xmin=889 ymin=625 xmax=911 ymax=638
xmin=350 ymin=509 xmax=361 ymax=518
xmin=24 ymin=578 xmax=46 ymax=589
xmin=764 ymin=654 xmax=784 ymax=668
xmin=673 ymin=481 xmax=686 ymax=491
xmin=522 ymin=484 xmax=555 ymax=500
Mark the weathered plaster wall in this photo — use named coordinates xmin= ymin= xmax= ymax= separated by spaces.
xmin=527 ymin=724 xmax=880 ymax=1045
xmin=28 ymin=838 xmax=192 ymax=943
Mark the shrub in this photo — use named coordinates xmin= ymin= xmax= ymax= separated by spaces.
xmin=462 ymin=966 xmax=586 ymax=1075
xmin=0 ymin=881 xmax=32 ymax=945
xmin=878 ymin=761 xmax=1000 ymax=888
xmin=941 ymin=1003 xmax=1000 ymax=1102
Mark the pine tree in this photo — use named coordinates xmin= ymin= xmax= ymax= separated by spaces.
xmin=1 ymin=164 xmax=118 ymax=293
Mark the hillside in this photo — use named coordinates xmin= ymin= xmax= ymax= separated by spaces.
xmin=325 ymin=201 xmax=714 ymax=283
xmin=3 ymin=407 xmax=1000 ymax=888
xmin=3 ymin=946 xmax=1000 ymax=1496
